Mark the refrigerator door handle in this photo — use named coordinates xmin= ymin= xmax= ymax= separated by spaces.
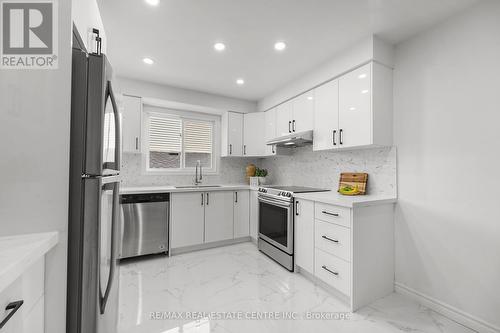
xmin=103 ymin=80 xmax=121 ymax=172
xmin=99 ymin=180 xmax=119 ymax=314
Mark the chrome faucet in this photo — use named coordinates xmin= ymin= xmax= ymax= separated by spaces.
xmin=194 ymin=160 xmax=203 ymax=185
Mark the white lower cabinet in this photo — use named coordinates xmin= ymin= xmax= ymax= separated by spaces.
xmin=205 ymin=191 xmax=234 ymax=243
xmin=249 ymin=190 xmax=259 ymax=241
xmin=294 ymin=199 xmax=314 ymax=273
xmin=171 ymin=192 xmax=205 ymax=248
xmin=295 ymin=200 xmax=395 ymax=311
xmin=0 ymin=258 xmax=44 ymax=333
xmin=233 ymin=190 xmax=250 ymax=238
xmin=171 ymin=190 xmax=251 ymax=249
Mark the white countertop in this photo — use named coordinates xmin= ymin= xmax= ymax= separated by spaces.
xmin=293 ymin=191 xmax=397 ymax=208
xmin=120 ymin=184 xmax=252 ymax=195
xmin=0 ymin=232 xmax=58 ymax=293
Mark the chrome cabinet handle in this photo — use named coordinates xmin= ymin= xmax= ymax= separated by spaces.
xmin=322 ymin=210 xmax=339 ymax=217
xmin=321 ymin=265 xmax=339 ymax=276
xmin=322 ymin=235 xmax=339 ymax=243
xmin=272 ymin=145 xmax=275 ymax=154
xmin=332 ymin=130 xmax=337 ymax=146
xmin=229 ymin=144 xmax=232 ymax=155
xmin=288 ymin=121 xmax=291 ymax=133
xmin=243 ymin=145 xmax=246 ymax=155
xmin=0 ymin=300 xmax=24 ymax=329
xmin=292 ymin=120 xmax=296 ymax=132
xmin=135 ymin=137 xmax=139 ymax=150
xmin=295 ymin=200 xmax=299 ymax=216
xmin=201 ymin=193 xmax=204 ymax=206
xmin=339 ymin=129 xmax=343 ymax=145
xmin=235 ymin=191 xmax=238 ymax=203
xmin=206 ymin=192 xmax=209 ymax=205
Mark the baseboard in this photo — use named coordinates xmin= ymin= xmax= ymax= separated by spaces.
xmin=171 ymin=237 xmax=251 ymax=255
xmin=395 ymin=282 xmax=500 ymax=333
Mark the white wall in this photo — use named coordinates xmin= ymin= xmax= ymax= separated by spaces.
xmin=0 ymin=2 xmax=72 ymax=333
xmin=72 ymin=0 xmax=107 ymax=52
xmin=116 ymin=77 xmax=257 ymax=114
xmin=258 ymin=36 xmax=394 ymax=111
xmin=393 ymin=0 xmax=500 ymax=330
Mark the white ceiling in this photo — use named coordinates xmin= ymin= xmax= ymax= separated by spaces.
xmin=99 ymin=0 xmax=479 ymax=101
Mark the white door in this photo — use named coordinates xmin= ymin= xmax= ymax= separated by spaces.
xmin=294 ymin=199 xmax=314 ymax=273
xmin=276 ymin=101 xmax=293 ymax=137
xmin=249 ymin=190 xmax=259 ymax=240
xmin=313 ymin=79 xmax=339 ymax=151
xmin=233 ymin=190 xmax=250 ymax=238
xmin=121 ymin=95 xmax=142 ymax=153
xmin=264 ymin=108 xmax=277 ymax=155
xmin=243 ymin=113 xmax=265 ymax=156
xmin=227 ymin=112 xmax=243 ymax=156
xmin=170 ymin=192 xmax=205 ymax=248
xmin=204 ymin=191 xmax=234 ymax=243
xmin=339 ymin=63 xmax=372 ymax=148
xmin=292 ymin=91 xmax=314 ymax=133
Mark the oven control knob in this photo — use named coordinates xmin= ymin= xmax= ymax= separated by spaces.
xmin=287 ymin=193 xmax=292 ymax=197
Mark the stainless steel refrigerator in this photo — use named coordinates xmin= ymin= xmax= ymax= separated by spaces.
xmin=67 ymin=29 xmax=121 ymax=333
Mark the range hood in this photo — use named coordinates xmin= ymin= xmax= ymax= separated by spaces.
xmin=266 ymin=130 xmax=313 ymax=148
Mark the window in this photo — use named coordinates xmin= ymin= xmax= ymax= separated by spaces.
xmin=145 ymin=110 xmax=217 ymax=173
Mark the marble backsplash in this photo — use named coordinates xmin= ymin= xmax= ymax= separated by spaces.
xmin=121 ymin=146 xmax=397 ymax=197
xmin=120 ymin=153 xmax=260 ymax=187
xmin=260 ymin=146 xmax=397 ymax=197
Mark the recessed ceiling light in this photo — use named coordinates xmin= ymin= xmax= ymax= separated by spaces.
xmin=214 ymin=42 xmax=226 ymax=51
xmin=358 ymin=73 xmax=367 ymax=79
xmin=349 ymin=107 xmax=356 ymax=111
xmin=145 ymin=0 xmax=159 ymax=6
xmin=143 ymin=57 xmax=154 ymax=65
xmin=274 ymin=41 xmax=287 ymax=51
xmin=307 ymin=96 xmax=314 ymax=100
xmin=361 ymin=89 xmax=369 ymax=94
xmin=236 ymin=78 xmax=245 ymax=85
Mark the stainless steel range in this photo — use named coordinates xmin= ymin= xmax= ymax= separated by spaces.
xmin=258 ymin=185 xmax=328 ymax=271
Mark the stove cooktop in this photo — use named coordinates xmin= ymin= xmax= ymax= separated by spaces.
xmin=263 ymin=186 xmax=329 ymax=193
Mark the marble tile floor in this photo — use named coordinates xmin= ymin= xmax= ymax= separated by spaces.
xmin=118 ymin=242 xmax=473 ymax=333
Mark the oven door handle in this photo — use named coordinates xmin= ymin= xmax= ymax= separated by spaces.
xmin=258 ymin=197 xmax=293 ymax=208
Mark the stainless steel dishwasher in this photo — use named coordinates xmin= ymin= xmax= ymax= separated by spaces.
xmin=120 ymin=192 xmax=169 ymax=259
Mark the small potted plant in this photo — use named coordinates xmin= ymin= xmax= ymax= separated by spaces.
xmin=255 ymin=168 xmax=268 ymax=185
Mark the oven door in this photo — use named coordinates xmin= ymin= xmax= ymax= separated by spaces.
xmin=258 ymin=196 xmax=293 ymax=254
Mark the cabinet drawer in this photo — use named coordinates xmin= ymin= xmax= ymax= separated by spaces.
xmin=315 ymin=220 xmax=350 ymax=261
xmin=315 ymin=202 xmax=351 ymax=228
xmin=315 ymin=249 xmax=351 ymax=296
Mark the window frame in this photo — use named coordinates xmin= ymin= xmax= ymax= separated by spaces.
xmin=142 ymin=106 xmax=220 ymax=175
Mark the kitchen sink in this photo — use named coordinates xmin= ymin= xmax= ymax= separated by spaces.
xmin=175 ymin=185 xmax=222 ymax=189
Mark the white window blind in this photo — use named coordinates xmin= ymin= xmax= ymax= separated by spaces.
xmin=149 ymin=116 xmax=182 ymax=153
xmin=183 ymin=119 xmax=213 ymax=154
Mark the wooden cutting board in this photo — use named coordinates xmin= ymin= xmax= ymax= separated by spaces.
xmin=338 ymin=173 xmax=368 ymax=195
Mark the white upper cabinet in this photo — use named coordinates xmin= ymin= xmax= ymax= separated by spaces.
xmin=264 ymin=108 xmax=277 ymax=155
xmin=221 ymin=112 xmax=244 ymax=157
xmin=276 ymin=100 xmax=293 ymax=137
xmin=313 ymin=79 xmax=339 ymax=151
xmin=292 ymin=91 xmax=314 ymax=133
xmin=313 ymin=62 xmax=393 ymax=151
xmin=243 ymin=113 xmax=266 ymax=156
xmin=121 ymin=95 xmax=142 ymax=153
xmin=338 ymin=63 xmax=372 ymax=148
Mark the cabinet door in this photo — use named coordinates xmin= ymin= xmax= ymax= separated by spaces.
xmin=249 ymin=190 xmax=259 ymax=240
xmin=339 ymin=63 xmax=372 ymax=148
xmin=264 ymin=108 xmax=277 ymax=155
xmin=227 ymin=112 xmax=244 ymax=156
xmin=313 ymin=79 xmax=339 ymax=151
xmin=294 ymin=199 xmax=314 ymax=273
xmin=171 ymin=192 xmax=205 ymax=248
xmin=243 ymin=113 xmax=265 ymax=156
xmin=204 ymin=191 xmax=234 ymax=243
xmin=121 ymin=95 xmax=142 ymax=153
xmin=233 ymin=190 xmax=250 ymax=238
xmin=292 ymin=91 xmax=314 ymax=133
xmin=276 ymin=101 xmax=293 ymax=137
